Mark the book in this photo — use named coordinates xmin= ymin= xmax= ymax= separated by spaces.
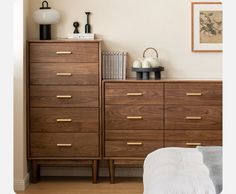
xmin=68 ymin=33 xmax=95 ymax=40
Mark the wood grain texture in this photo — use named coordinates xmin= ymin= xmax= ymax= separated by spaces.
xmin=30 ymin=63 xmax=99 ymax=85
xmin=30 ymin=86 xmax=98 ymax=107
xmin=165 ymin=105 xmax=222 ymax=130
xmin=30 ymin=108 xmax=99 ymax=133
xmin=105 ymin=105 xmax=163 ymax=130
xmin=165 ymin=82 xmax=222 ymax=105
xmin=165 ymin=129 xmax=222 ymax=142
xmin=105 ymin=141 xmax=163 ymax=157
xmin=165 ymin=141 xmax=222 ymax=147
xmin=30 ymin=43 xmax=99 ymax=63
xmin=30 ymin=133 xmax=99 ymax=157
xmin=106 ymin=130 xmax=163 ymax=141
xmin=105 ymin=83 xmax=163 ymax=105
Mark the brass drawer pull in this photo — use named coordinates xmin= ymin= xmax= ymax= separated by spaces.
xmin=127 ymin=142 xmax=143 ymax=146
xmin=57 ymin=144 xmax=72 ymax=147
xmin=186 ymin=93 xmax=202 ymax=96
xmin=186 ymin=143 xmax=202 ymax=146
xmin=56 ymin=73 xmax=72 ymax=76
xmin=57 ymin=95 xmax=72 ymax=99
xmin=56 ymin=119 xmax=72 ymax=122
xmin=126 ymin=116 xmax=143 ymax=120
xmin=126 ymin=93 xmax=143 ymax=96
xmin=185 ymin=117 xmax=202 ymax=120
xmin=56 ymin=51 xmax=72 ymax=55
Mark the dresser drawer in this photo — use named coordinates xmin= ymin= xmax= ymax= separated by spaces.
xmin=30 ymin=63 xmax=98 ymax=85
xmin=30 ymin=108 xmax=98 ymax=133
xmin=105 ymin=141 xmax=163 ymax=157
xmin=105 ymin=105 xmax=163 ymax=130
xmin=165 ymin=82 xmax=222 ymax=105
xmin=30 ymin=133 xmax=99 ymax=157
xmin=165 ymin=130 xmax=222 ymax=147
xmin=165 ymin=105 xmax=222 ymax=130
xmin=105 ymin=83 xmax=163 ymax=105
xmin=106 ymin=130 xmax=163 ymax=141
xmin=30 ymin=86 xmax=98 ymax=107
xmin=30 ymin=43 xmax=99 ymax=63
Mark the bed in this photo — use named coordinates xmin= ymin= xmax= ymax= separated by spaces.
xmin=143 ymin=146 xmax=222 ymax=194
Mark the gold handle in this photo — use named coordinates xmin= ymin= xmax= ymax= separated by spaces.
xmin=127 ymin=142 xmax=143 ymax=146
xmin=185 ymin=117 xmax=202 ymax=120
xmin=56 ymin=119 xmax=72 ymax=122
xmin=57 ymin=144 xmax=72 ymax=147
xmin=186 ymin=93 xmax=202 ymax=96
xmin=186 ymin=143 xmax=202 ymax=146
xmin=126 ymin=93 xmax=143 ymax=96
xmin=126 ymin=116 xmax=143 ymax=120
xmin=56 ymin=95 xmax=72 ymax=99
xmin=56 ymin=51 xmax=72 ymax=55
xmin=56 ymin=73 xmax=72 ymax=76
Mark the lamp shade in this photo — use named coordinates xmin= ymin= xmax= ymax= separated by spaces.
xmin=33 ymin=9 xmax=60 ymax=24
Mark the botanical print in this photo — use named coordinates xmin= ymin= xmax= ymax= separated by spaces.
xmin=200 ymin=11 xmax=222 ymax=44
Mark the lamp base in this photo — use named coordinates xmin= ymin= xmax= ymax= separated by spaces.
xmin=40 ymin=24 xmax=51 ymax=40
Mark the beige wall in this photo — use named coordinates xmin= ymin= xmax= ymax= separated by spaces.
xmin=14 ymin=0 xmax=29 ymax=191
xmin=28 ymin=0 xmax=222 ymax=79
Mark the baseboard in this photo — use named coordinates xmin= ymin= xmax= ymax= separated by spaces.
xmin=14 ymin=172 xmax=29 ymax=191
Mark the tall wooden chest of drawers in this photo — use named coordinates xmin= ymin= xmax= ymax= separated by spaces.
xmin=27 ymin=40 xmax=102 ymax=183
xmin=103 ymin=80 xmax=222 ymax=183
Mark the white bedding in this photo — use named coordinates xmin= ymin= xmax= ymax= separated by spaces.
xmin=143 ymin=147 xmax=217 ymax=194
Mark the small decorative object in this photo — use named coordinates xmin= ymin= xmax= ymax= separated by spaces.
xmin=85 ymin=12 xmax=91 ymax=33
xmin=132 ymin=48 xmax=164 ymax=80
xmin=33 ymin=0 xmax=60 ymax=40
xmin=73 ymin=21 xmax=80 ymax=33
xmin=132 ymin=60 xmax=142 ymax=68
xmin=192 ymin=2 xmax=222 ymax=52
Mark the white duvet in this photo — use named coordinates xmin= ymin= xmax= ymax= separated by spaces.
xmin=143 ymin=147 xmax=217 ymax=194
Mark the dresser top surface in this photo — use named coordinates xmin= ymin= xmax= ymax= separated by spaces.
xmin=28 ymin=39 xmax=102 ymax=43
xmin=103 ymin=79 xmax=222 ymax=83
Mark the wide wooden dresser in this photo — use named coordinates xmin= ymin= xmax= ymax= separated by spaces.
xmin=103 ymin=80 xmax=222 ymax=183
xmin=27 ymin=40 xmax=102 ymax=183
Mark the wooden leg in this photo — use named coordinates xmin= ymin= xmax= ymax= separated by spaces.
xmin=108 ymin=160 xmax=115 ymax=184
xmin=31 ymin=160 xmax=39 ymax=183
xmin=92 ymin=160 xmax=98 ymax=184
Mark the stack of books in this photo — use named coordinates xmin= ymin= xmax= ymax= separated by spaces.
xmin=102 ymin=52 xmax=127 ymax=80
xmin=68 ymin=33 xmax=95 ymax=40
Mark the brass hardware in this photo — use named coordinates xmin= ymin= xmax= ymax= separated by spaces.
xmin=57 ymin=144 xmax=72 ymax=147
xmin=186 ymin=143 xmax=202 ymax=146
xmin=127 ymin=142 xmax=143 ymax=146
xmin=56 ymin=51 xmax=72 ymax=55
xmin=186 ymin=93 xmax=202 ymax=96
xmin=185 ymin=117 xmax=202 ymax=120
xmin=56 ymin=119 xmax=72 ymax=122
xmin=56 ymin=73 xmax=72 ymax=76
xmin=126 ymin=116 xmax=143 ymax=120
xmin=126 ymin=93 xmax=143 ymax=96
xmin=56 ymin=95 xmax=72 ymax=99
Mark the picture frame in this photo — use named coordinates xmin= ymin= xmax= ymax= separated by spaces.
xmin=191 ymin=2 xmax=223 ymax=52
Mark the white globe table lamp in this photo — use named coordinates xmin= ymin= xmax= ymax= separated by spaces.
xmin=33 ymin=1 xmax=60 ymax=40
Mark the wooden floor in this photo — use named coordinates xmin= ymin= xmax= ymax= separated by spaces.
xmin=16 ymin=177 xmax=143 ymax=194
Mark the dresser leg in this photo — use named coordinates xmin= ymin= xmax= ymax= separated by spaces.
xmin=92 ymin=160 xmax=98 ymax=184
xmin=108 ymin=160 xmax=115 ymax=184
xmin=31 ymin=160 xmax=39 ymax=183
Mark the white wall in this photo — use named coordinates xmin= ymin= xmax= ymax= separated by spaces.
xmin=14 ymin=0 xmax=29 ymax=191
xmin=28 ymin=0 xmax=222 ymax=79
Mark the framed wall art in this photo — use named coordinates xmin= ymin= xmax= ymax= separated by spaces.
xmin=192 ymin=2 xmax=223 ymax=52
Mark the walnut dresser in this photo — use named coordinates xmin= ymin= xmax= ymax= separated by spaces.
xmin=27 ymin=40 xmax=102 ymax=183
xmin=103 ymin=80 xmax=222 ymax=183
